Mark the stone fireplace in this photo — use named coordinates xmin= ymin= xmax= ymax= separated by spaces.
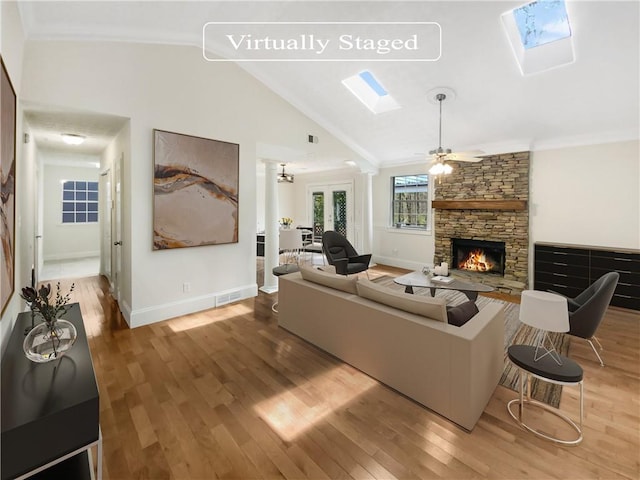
xmin=433 ymin=152 xmax=530 ymax=294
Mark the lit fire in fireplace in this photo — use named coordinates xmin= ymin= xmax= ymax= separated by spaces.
xmin=458 ymin=249 xmax=495 ymax=272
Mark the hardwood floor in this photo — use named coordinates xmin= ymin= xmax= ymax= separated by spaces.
xmin=57 ymin=267 xmax=639 ymax=479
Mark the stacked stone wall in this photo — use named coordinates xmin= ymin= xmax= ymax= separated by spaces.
xmin=434 ymin=152 xmax=530 ymax=294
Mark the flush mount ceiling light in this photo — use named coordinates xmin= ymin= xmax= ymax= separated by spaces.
xmin=277 ymin=163 xmax=294 ymax=183
xmin=342 ymin=70 xmax=400 ymax=114
xmin=61 ymin=133 xmax=86 ymax=145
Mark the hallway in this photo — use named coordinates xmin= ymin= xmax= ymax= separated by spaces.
xmin=40 ymin=256 xmax=100 ymax=281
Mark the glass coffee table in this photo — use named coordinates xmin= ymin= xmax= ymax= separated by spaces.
xmin=393 ymin=270 xmax=494 ymax=301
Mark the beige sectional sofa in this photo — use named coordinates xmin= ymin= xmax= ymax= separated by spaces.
xmin=278 ymin=268 xmax=505 ymax=431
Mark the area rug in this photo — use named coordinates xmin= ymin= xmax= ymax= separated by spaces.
xmin=372 ymin=275 xmax=570 ymax=408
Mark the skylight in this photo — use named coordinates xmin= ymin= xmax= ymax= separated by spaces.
xmin=342 ymin=70 xmax=400 ymax=114
xmin=501 ymin=0 xmax=575 ymax=75
xmin=513 ymin=0 xmax=572 ymax=49
xmin=358 ymin=71 xmax=388 ymax=96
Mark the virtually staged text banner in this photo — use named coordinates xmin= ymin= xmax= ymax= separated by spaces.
xmin=202 ymin=22 xmax=441 ymax=61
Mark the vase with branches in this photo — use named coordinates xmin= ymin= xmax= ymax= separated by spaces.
xmin=20 ymin=282 xmax=77 ymax=363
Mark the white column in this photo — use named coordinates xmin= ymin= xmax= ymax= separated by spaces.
xmin=362 ymin=172 xmax=374 ymax=260
xmin=260 ymin=161 xmax=279 ymax=294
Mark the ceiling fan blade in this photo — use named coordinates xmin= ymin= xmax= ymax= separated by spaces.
xmin=446 ymin=150 xmax=485 ymax=162
xmin=446 ymin=155 xmax=481 ymax=162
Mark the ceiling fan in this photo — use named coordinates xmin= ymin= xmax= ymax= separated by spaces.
xmin=427 ymin=91 xmax=483 ymax=175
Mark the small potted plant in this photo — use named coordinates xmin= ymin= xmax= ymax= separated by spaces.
xmin=20 ymin=282 xmax=77 ymax=363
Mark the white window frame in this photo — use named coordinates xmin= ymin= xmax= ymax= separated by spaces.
xmin=390 ymin=174 xmax=430 ymax=231
xmin=61 ymin=180 xmax=99 ymax=224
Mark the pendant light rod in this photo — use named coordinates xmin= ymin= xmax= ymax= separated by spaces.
xmin=437 ymin=93 xmax=445 ymax=151
xmin=429 ymin=92 xmax=453 ymax=177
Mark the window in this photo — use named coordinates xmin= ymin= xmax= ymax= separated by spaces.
xmin=62 ymin=180 xmax=99 ymax=224
xmin=391 ymin=174 xmax=429 ymax=230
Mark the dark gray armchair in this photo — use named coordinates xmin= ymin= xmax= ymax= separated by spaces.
xmin=322 ymin=231 xmax=371 ymax=276
xmin=553 ymin=271 xmax=619 ymax=366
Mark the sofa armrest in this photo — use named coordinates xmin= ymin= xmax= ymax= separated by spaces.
xmin=449 ymin=302 xmax=505 ymax=430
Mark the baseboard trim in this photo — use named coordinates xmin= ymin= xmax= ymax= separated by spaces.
xmin=120 ymin=298 xmax=132 ymax=326
xmin=372 ymin=255 xmax=425 ymax=272
xmin=127 ymin=283 xmax=258 ymax=328
xmin=43 ymin=251 xmax=100 ymax=262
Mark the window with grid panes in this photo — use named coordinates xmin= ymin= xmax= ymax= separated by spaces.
xmin=391 ymin=174 xmax=429 ymax=230
xmin=62 ymin=180 xmax=99 ymax=224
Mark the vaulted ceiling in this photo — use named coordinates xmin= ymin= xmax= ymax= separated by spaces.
xmin=17 ymin=1 xmax=640 ymax=173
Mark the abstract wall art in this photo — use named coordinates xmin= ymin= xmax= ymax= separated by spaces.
xmin=1 ymin=57 xmax=16 ymax=315
xmin=153 ymin=129 xmax=239 ymax=250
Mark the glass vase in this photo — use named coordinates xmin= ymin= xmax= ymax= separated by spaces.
xmin=23 ymin=319 xmax=77 ymax=363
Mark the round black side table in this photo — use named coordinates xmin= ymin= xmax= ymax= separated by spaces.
xmin=506 ymin=344 xmax=584 ymax=445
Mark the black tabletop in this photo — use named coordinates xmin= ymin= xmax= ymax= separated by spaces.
xmin=273 ymin=264 xmax=300 ymax=276
xmin=508 ymin=344 xmax=583 ymax=383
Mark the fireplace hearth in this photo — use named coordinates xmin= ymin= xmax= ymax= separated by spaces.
xmin=452 ymin=238 xmax=506 ymax=276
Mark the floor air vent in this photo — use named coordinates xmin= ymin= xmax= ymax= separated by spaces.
xmin=215 ymin=290 xmax=242 ymax=307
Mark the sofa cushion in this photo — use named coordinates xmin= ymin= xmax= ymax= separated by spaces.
xmin=356 ymin=279 xmax=447 ymax=322
xmin=446 ymin=301 xmax=479 ymax=327
xmin=299 ymin=266 xmax=359 ymax=294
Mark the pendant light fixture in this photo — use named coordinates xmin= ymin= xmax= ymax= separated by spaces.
xmin=277 ymin=163 xmax=294 ymax=183
xmin=428 ymin=93 xmax=453 ymax=177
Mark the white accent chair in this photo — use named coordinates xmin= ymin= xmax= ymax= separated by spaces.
xmin=279 ymin=228 xmax=304 ymax=265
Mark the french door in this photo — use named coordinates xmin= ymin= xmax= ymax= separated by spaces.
xmin=308 ymin=182 xmax=354 ymax=244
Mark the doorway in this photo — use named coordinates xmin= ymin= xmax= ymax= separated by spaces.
xmin=23 ymin=105 xmax=128 ymax=305
xmin=308 ymin=182 xmax=354 ymax=244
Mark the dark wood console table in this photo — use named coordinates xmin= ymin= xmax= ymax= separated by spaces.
xmin=1 ymin=303 xmax=101 ymax=479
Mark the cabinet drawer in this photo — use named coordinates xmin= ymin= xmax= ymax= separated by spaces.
xmin=611 ymin=294 xmax=640 ymax=310
xmin=591 ymin=255 xmax=640 ymax=273
xmin=591 ymin=267 xmax=640 ymax=287
xmin=535 ymin=249 xmax=589 ymax=267
xmin=534 ymin=259 xmax=589 ymax=278
xmin=535 ymin=244 xmax=591 ymax=257
xmin=534 ymin=271 xmax=590 ymax=289
xmin=534 ymin=281 xmax=584 ymax=299
xmin=614 ymin=282 xmax=640 ymax=298
xmin=591 ymin=249 xmax=640 ymax=262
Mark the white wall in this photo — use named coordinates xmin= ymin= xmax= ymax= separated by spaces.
xmin=41 ymin=160 xmax=100 ymax=261
xmin=21 ymin=40 xmax=361 ymax=326
xmin=0 ymin=0 xmax=26 ymax=354
xmin=372 ymin=163 xmax=434 ymax=271
xmin=277 ymin=181 xmax=296 ymax=225
xmin=256 ymin=173 xmax=265 ymax=232
xmin=530 ymin=140 xmax=640 ymax=249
